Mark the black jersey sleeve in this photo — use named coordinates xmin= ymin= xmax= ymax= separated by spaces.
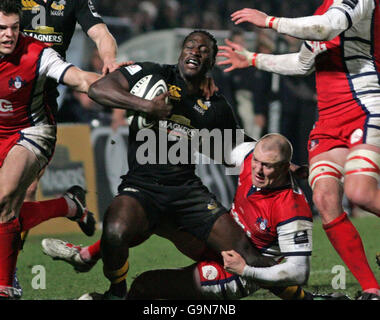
xmin=75 ymin=0 xmax=104 ymax=34
xmin=118 ymin=62 xmax=169 ymax=89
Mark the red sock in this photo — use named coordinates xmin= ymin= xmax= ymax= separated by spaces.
xmin=82 ymin=240 xmax=101 ymax=261
xmin=18 ymin=198 xmax=68 ymax=232
xmin=323 ymin=212 xmax=379 ymax=291
xmin=0 ymin=218 xmax=21 ymax=287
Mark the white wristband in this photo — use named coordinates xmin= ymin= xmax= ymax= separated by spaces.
xmin=265 ymin=16 xmax=280 ymax=29
xmin=236 ymin=48 xmax=258 ymax=67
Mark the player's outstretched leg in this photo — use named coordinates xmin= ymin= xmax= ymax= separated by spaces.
xmin=41 ymin=239 xmax=98 ymax=272
xmin=19 ymin=185 xmax=96 ymax=236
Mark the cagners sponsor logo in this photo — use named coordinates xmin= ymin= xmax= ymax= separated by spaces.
xmin=0 ymin=99 xmax=13 ymax=113
xmin=23 ymin=26 xmax=64 ymax=45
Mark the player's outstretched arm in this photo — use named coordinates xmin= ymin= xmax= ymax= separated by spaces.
xmin=62 ymin=66 xmax=101 ymax=93
xmin=218 ymin=40 xmax=316 ymax=76
xmin=231 ymin=2 xmax=368 ymax=41
xmin=223 ymin=250 xmax=310 ymax=287
xmin=217 ymin=39 xmax=256 ymax=72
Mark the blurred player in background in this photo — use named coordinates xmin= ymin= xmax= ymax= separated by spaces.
xmin=15 ymin=0 xmax=119 ymax=295
xmin=18 ymin=0 xmax=118 ymax=226
xmin=0 ymin=0 xmax=102 ymax=299
xmin=217 ymin=1 xmax=380 ymax=300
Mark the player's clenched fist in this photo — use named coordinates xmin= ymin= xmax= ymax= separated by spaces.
xmin=222 ymin=250 xmax=246 ymax=276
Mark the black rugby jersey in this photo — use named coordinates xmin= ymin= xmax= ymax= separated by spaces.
xmin=20 ymin=0 xmax=103 ymax=58
xmin=119 ymin=62 xmax=244 ymax=183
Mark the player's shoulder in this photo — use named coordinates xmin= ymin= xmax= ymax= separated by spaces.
xmin=121 ymin=62 xmax=172 ymax=79
xmin=273 ymin=186 xmax=313 ymax=223
xmin=18 ymin=34 xmax=49 ymax=54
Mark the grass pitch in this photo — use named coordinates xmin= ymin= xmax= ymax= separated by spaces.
xmin=17 ymin=216 xmax=380 ymax=300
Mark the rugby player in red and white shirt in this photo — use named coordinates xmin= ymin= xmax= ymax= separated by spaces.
xmin=0 ymin=0 xmax=102 ymax=299
xmin=217 ymin=0 xmax=380 ymax=300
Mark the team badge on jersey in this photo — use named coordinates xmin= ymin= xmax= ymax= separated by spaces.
xmin=168 ymin=85 xmax=182 ymax=100
xmin=193 ymin=99 xmax=211 ymax=115
xmin=207 ymin=199 xmax=218 ymax=210
xmin=51 ymin=0 xmax=65 ymax=16
xmin=308 ymin=139 xmax=319 ymax=151
xmin=8 ymin=76 xmax=27 ymax=91
xmin=201 ymin=265 xmax=218 ymax=280
xmin=256 ymin=217 xmax=270 ymax=232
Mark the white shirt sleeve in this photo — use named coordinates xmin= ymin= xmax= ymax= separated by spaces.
xmin=256 ymin=42 xmax=316 ymax=76
xmin=38 ymin=48 xmax=73 ymax=83
xmin=241 ymin=220 xmax=313 ymax=286
xmin=276 ymin=0 xmax=371 ymax=40
xmin=242 ymin=255 xmax=310 ymax=286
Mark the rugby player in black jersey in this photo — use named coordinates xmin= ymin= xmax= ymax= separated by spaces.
xmin=82 ymin=30 xmax=277 ymax=299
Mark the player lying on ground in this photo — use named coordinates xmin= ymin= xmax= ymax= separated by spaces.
xmin=217 ymin=1 xmax=380 ymax=300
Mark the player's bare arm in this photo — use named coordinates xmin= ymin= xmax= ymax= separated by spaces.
xmin=62 ymin=66 xmax=101 ymax=93
xmin=218 ymin=40 xmax=316 ymax=76
xmin=87 ymin=23 xmax=118 ymax=75
xmin=231 ymin=1 xmax=369 ymax=41
xmin=88 ymin=70 xmax=172 ymax=119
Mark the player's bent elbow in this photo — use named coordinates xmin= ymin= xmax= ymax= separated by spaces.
xmin=88 ymin=79 xmax=103 ymax=101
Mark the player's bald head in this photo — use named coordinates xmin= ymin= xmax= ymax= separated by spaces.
xmin=256 ymin=133 xmax=293 ymax=163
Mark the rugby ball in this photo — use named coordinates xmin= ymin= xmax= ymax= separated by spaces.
xmin=127 ymin=74 xmax=168 ymax=129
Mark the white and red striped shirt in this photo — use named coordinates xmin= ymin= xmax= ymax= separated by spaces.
xmin=0 ymin=34 xmax=72 ymax=137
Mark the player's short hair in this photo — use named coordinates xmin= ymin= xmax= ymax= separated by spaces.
xmin=182 ymin=30 xmax=218 ymax=61
xmin=0 ymin=0 xmax=22 ymax=17
xmin=257 ymin=133 xmax=293 ymax=163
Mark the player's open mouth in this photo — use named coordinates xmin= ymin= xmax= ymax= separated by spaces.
xmin=255 ymin=174 xmax=265 ymax=183
xmin=186 ymin=58 xmax=200 ymax=68
xmin=1 ymin=40 xmax=14 ymax=48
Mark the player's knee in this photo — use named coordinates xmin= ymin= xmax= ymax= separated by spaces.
xmin=345 ymin=183 xmax=376 ymax=208
xmin=0 ymin=188 xmax=16 ymax=217
xmin=102 ymin=219 xmax=128 ymax=247
xmin=24 ymin=185 xmax=37 ymax=202
xmin=312 ymin=187 xmax=340 ymax=215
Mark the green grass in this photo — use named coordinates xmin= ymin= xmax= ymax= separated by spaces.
xmin=17 ymin=216 xmax=380 ymax=300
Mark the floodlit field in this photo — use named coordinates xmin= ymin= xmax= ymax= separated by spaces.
xmin=17 ymin=216 xmax=379 ymax=300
